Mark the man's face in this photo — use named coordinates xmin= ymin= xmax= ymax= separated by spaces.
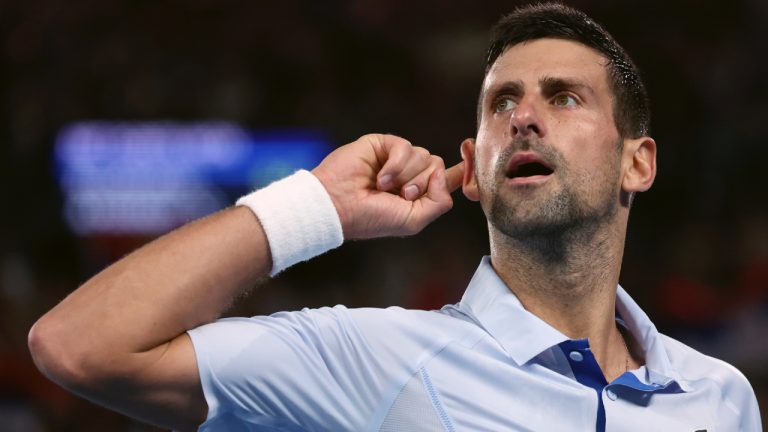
xmin=466 ymin=38 xmax=624 ymax=241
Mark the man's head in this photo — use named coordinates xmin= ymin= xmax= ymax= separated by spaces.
xmin=461 ymin=3 xmax=657 ymax=262
xmin=478 ymin=2 xmax=650 ymax=139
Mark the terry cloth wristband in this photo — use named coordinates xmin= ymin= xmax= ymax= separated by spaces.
xmin=236 ymin=170 xmax=344 ymax=276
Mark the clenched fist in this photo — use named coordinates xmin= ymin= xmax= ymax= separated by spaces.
xmin=312 ymin=134 xmax=465 ymax=240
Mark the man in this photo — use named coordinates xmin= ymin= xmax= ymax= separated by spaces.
xmin=29 ymin=3 xmax=761 ymax=431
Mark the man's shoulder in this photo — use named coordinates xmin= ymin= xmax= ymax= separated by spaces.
xmin=204 ymin=303 xmax=481 ymax=347
xmin=658 ymin=332 xmax=762 ymax=427
xmin=192 ymin=304 xmax=483 ymax=375
xmin=305 ymin=304 xmax=486 ymax=348
xmin=344 ymin=303 xmax=471 ymax=322
xmin=203 ymin=303 xmax=476 ymax=336
xmin=253 ymin=304 xmax=486 ymax=365
xmin=340 ymin=303 xmax=482 ymax=338
xmin=658 ymin=332 xmax=754 ymax=394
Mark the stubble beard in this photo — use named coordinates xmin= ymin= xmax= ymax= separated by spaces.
xmin=485 ymin=139 xmax=621 ymax=266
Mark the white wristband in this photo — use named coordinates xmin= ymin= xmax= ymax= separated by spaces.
xmin=236 ymin=170 xmax=344 ymax=276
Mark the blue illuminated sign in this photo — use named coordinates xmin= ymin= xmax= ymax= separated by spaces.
xmin=54 ymin=121 xmax=332 ymax=235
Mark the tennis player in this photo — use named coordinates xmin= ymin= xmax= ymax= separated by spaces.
xmin=29 ymin=3 xmax=761 ymax=431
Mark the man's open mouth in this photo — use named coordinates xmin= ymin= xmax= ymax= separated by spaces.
xmin=505 ymin=153 xmax=554 ymax=180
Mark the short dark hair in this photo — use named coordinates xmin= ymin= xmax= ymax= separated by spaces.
xmin=479 ymin=2 xmax=650 ymax=139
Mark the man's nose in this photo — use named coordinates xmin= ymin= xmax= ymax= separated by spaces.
xmin=510 ymin=98 xmax=546 ymax=137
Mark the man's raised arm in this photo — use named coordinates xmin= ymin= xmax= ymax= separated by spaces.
xmin=27 ymin=134 xmax=464 ymax=431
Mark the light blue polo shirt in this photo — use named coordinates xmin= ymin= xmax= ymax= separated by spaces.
xmin=188 ymin=257 xmax=762 ymax=431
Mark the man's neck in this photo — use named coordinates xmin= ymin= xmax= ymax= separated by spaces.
xmin=488 ymin=222 xmax=638 ymax=381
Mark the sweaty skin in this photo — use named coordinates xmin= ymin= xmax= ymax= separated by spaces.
xmin=461 ymin=39 xmax=656 ymax=381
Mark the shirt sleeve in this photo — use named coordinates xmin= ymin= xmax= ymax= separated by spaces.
xmin=697 ymin=353 xmax=763 ymax=432
xmin=187 ymin=306 xmax=397 ymax=431
xmin=722 ymin=365 xmax=763 ymax=432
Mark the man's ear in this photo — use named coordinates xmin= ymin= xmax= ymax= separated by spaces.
xmin=621 ymin=136 xmax=657 ymax=194
xmin=460 ymin=138 xmax=480 ymax=202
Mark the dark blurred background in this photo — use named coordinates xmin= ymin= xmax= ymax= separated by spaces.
xmin=1 ymin=0 xmax=766 ymax=430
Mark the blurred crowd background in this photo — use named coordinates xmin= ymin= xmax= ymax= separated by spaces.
xmin=1 ymin=0 xmax=767 ymax=430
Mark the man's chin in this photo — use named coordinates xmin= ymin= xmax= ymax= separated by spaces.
xmin=503 ymin=219 xmax=572 ymax=238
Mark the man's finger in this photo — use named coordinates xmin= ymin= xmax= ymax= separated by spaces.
xmin=405 ymin=168 xmax=454 ymax=234
xmin=445 ymin=161 xmax=465 ymax=193
xmin=376 ymin=139 xmax=413 ymax=190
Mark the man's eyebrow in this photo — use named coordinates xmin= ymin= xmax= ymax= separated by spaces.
xmin=539 ymin=76 xmax=595 ymax=97
xmin=484 ymin=80 xmax=524 ymax=100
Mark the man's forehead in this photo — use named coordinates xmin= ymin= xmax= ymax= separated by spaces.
xmin=483 ymin=38 xmax=610 ymax=93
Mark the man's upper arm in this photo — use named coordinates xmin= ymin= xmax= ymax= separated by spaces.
xmin=104 ymin=333 xmax=207 ymax=431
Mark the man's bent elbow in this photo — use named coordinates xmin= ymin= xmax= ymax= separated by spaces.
xmin=28 ymin=316 xmax=100 ymax=393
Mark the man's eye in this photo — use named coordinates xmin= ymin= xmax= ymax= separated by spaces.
xmin=494 ymin=98 xmax=517 ymax=113
xmin=552 ymin=94 xmax=578 ymax=107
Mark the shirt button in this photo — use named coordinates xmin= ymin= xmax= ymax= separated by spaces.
xmin=606 ymin=389 xmax=617 ymax=401
xmin=568 ymin=351 xmax=584 ymax=362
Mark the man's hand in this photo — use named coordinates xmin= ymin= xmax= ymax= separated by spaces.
xmin=312 ymin=134 xmax=465 ymax=239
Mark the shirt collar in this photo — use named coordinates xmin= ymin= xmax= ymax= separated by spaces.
xmin=459 ymin=256 xmax=569 ymax=366
xmin=459 ymin=256 xmax=690 ymax=391
xmin=615 ymin=285 xmax=692 ymax=391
